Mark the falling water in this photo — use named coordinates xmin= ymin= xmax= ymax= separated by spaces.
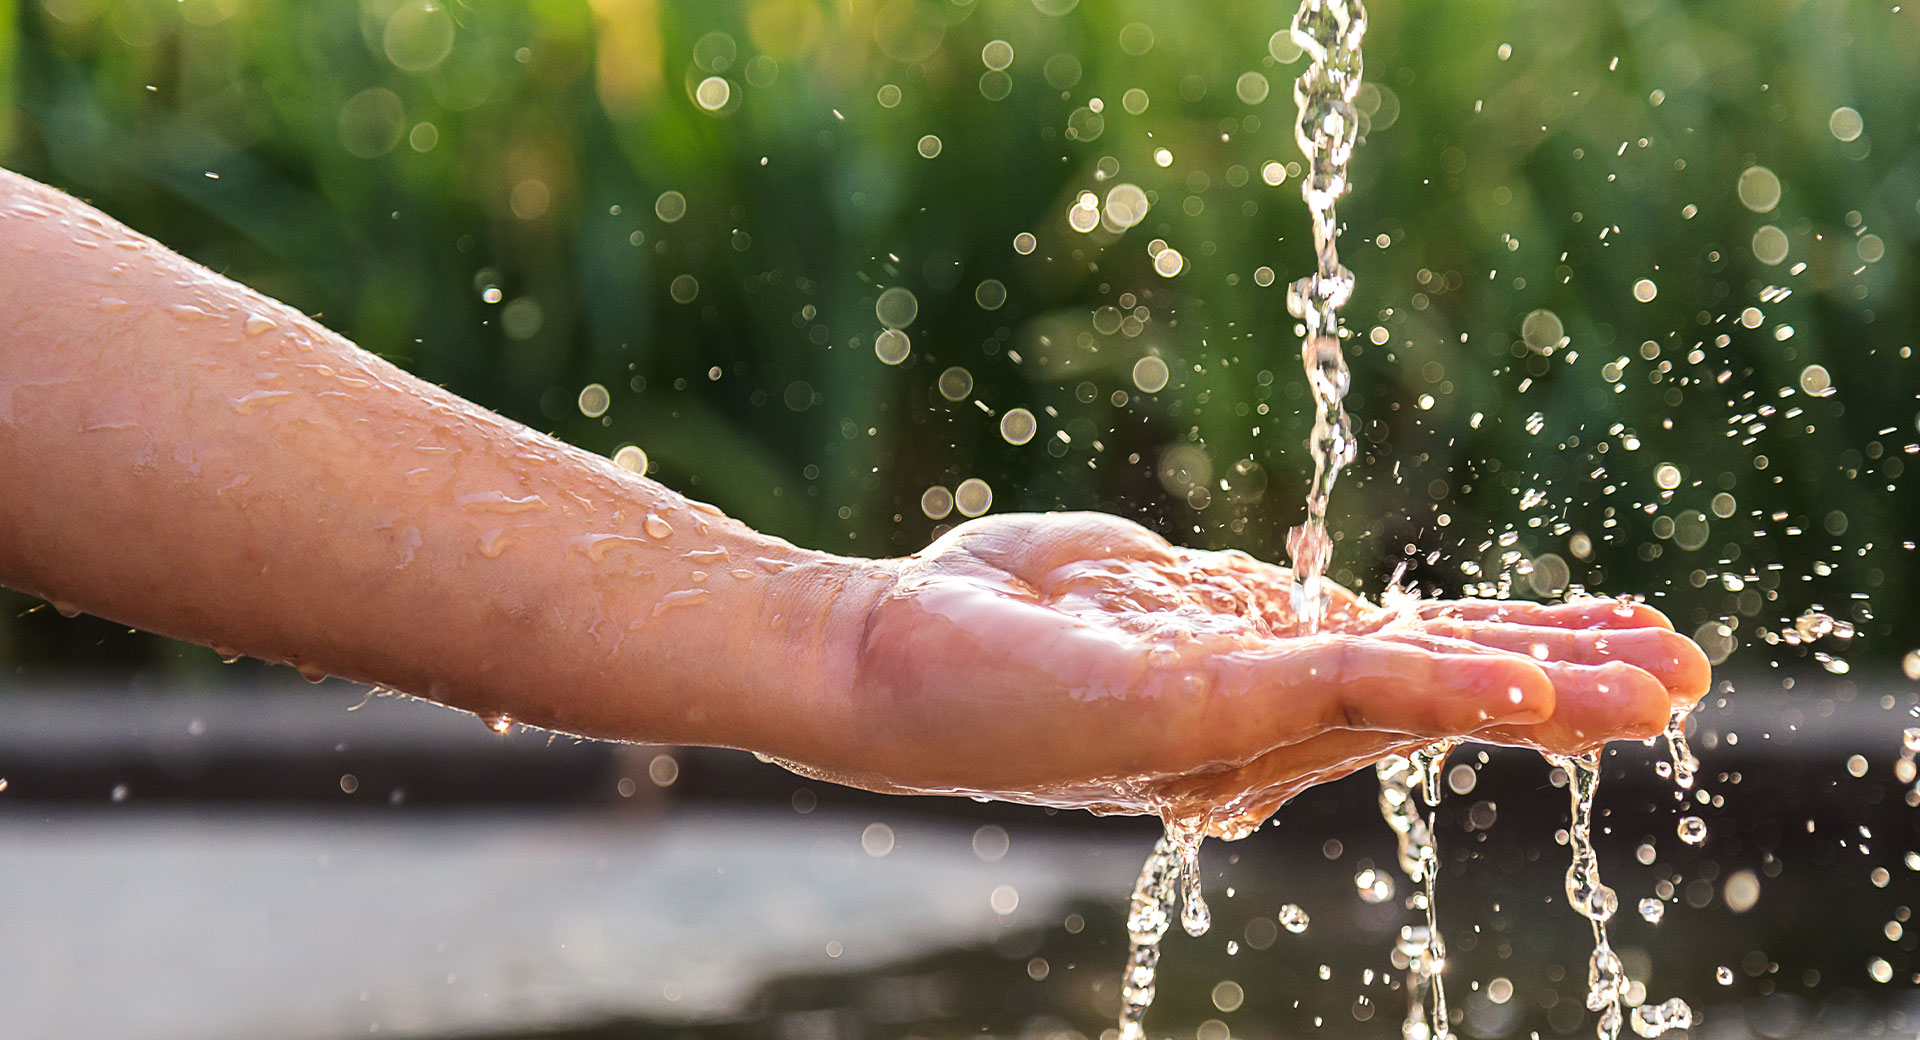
xmin=1117 ymin=822 xmax=1208 ymax=1040
xmin=1117 ymin=834 xmax=1180 ymax=1040
xmin=1283 ymin=0 xmax=1368 ymax=633
xmin=1379 ymin=743 xmax=1453 ymax=1040
xmin=1552 ymin=753 xmax=1694 ymax=1039
xmin=1662 ymin=707 xmax=1699 ymax=794
xmin=1112 ymin=5 xmax=1372 ymax=1030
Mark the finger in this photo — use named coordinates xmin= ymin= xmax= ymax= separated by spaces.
xmin=1415 ymin=619 xmax=1710 ymax=704
xmin=1213 ymin=636 xmax=1555 ymax=743
xmin=1476 ymin=659 xmax=1672 ymax=754
xmin=1416 ymin=598 xmax=1675 ymax=631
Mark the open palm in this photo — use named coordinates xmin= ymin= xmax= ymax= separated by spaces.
xmin=835 ymin=512 xmax=1707 ymax=838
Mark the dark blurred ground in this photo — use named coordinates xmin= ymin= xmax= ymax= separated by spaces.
xmin=2 ymin=675 xmax=1917 ymax=1038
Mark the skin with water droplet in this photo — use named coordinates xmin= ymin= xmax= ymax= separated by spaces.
xmin=231 ymin=389 xmax=293 ymax=415
xmin=476 ymin=528 xmax=514 ymax=559
xmin=456 ymin=490 xmax=547 ymax=514
xmin=650 ymin=588 xmax=709 ymax=617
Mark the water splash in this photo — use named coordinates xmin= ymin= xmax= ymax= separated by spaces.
xmin=1283 ymin=0 xmax=1368 ymax=633
xmin=1630 ymin=998 xmax=1695 ymax=1038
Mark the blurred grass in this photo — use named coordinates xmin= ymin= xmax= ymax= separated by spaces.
xmin=2 ymin=0 xmax=1915 ymax=677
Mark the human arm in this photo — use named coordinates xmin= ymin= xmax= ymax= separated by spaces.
xmin=0 ymin=166 xmax=880 ymax=763
xmin=0 ymin=168 xmax=1709 ymax=834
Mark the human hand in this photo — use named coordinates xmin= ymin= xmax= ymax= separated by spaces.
xmin=819 ymin=512 xmax=1708 ymax=838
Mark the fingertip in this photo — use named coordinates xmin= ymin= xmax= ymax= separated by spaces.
xmin=1661 ymin=629 xmax=1714 ymax=705
xmin=1594 ymin=661 xmax=1673 ymax=742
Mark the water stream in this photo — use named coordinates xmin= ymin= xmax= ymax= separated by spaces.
xmin=1553 ymin=753 xmax=1695 ymax=1039
xmin=1282 ymin=0 xmax=1367 ymax=635
xmin=1378 ymin=742 xmax=1453 ymax=1040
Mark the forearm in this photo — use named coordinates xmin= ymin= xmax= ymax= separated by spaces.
xmin=0 ymin=168 xmax=879 ymax=758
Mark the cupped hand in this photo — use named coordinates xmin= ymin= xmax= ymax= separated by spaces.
xmin=830 ymin=512 xmax=1708 ymax=838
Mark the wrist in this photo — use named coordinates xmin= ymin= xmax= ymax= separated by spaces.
xmin=717 ymin=545 xmax=901 ymax=765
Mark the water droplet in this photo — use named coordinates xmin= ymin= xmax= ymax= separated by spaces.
xmin=1132 ymin=356 xmax=1170 ymax=393
xmin=481 ymin=713 xmax=512 ymax=735
xmin=231 ymin=389 xmax=294 ymax=415
xmin=1715 ymin=965 xmax=1734 ymax=985
xmin=243 ymin=312 xmax=278 ymax=336
xmin=1278 ymin=904 xmax=1311 ymax=933
xmin=953 ymin=478 xmax=993 ymax=517
xmin=612 ymin=445 xmax=649 ymax=474
xmin=1737 ymin=166 xmax=1781 ymax=213
xmin=654 ymin=191 xmax=687 ymax=223
xmin=1639 ymin=898 xmax=1665 ymax=924
xmin=644 ymin=512 xmax=674 ymax=539
xmin=651 ymin=588 xmax=709 ymax=616
xmin=1104 ymin=183 xmax=1150 ymax=230
xmin=1354 ymin=867 xmax=1395 ymax=903
xmin=920 ymin=485 xmax=954 ymax=520
xmin=937 ymin=366 xmax=974 ymax=401
xmin=1794 ymin=610 xmax=1835 ymax=642
xmin=457 ymin=491 xmax=547 ymax=514
xmin=1753 ymin=224 xmax=1790 ymax=265
xmin=1630 ymin=997 xmax=1693 ymax=1037
xmin=874 ymin=328 xmax=911 ymax=365
xmin=1677 ymin=816 xmax=1707 ymax=845
xmin=694 ymin=76 xmax=730 ymax=111
xmin=1828 ymin=106 xmax=1863 ymax=142
xmin=875 ymin=286 xmax=919 ymax=329
xmin=578 ymin=383 xmax=611 ymax=418
xmin=999 ymin=407 xmax=1037 ymax=445
xmin=477 ymin=528 xmax=514 ymax=559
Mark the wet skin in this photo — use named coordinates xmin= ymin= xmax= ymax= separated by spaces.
xmin=0 ymin=169 xmax=1710 ymax=836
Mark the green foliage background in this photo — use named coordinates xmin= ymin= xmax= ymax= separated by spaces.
xmin=3 ymin=0 xmax=1916 ymax=677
